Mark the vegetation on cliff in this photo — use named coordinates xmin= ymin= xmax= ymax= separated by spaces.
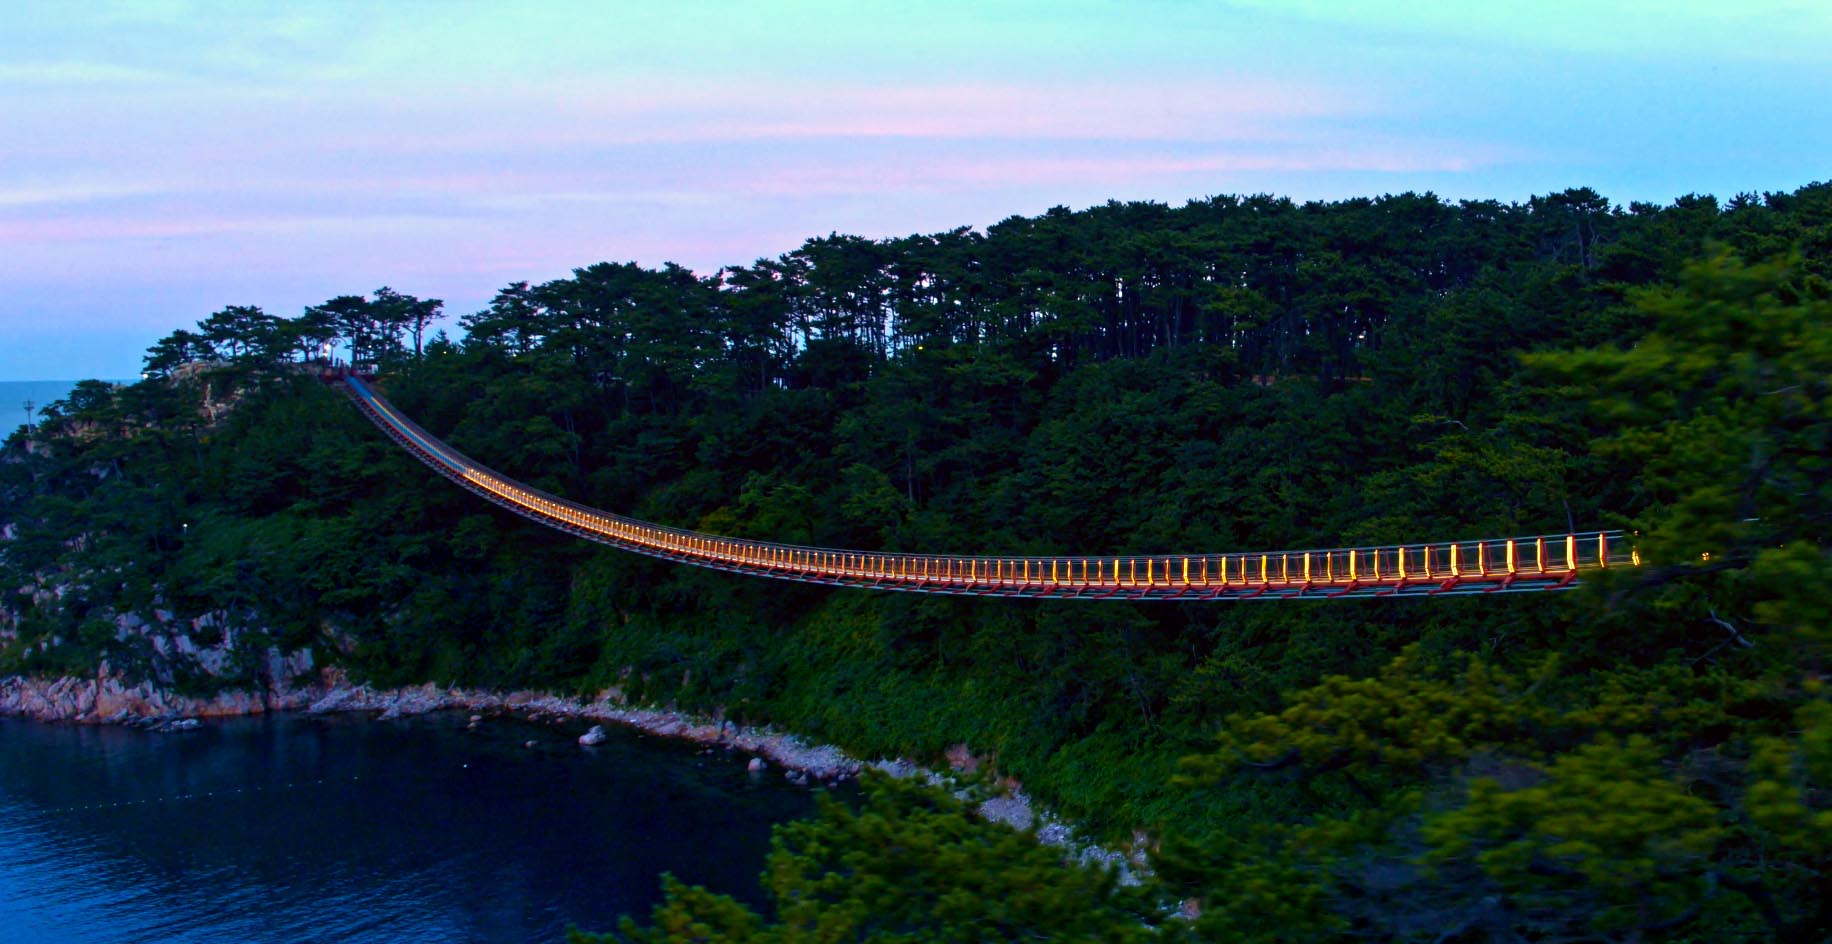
xmin=4 ymin=183 xmax=1830 ymax=941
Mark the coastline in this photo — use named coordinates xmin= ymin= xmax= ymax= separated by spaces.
xmin=0 ymin=668 xmax=857 ymax=777
xmin=0 ymin=669 xmax=1141 ymax=877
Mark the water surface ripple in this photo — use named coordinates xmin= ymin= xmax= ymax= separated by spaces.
xmin=0 ymin=712 xmax=817 ymax=942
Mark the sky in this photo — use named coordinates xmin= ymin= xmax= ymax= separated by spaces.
xmin=1 ymin=1 xmax=1828 ymax=381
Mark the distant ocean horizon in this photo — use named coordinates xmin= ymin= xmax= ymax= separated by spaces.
xmin=0 ymin=380 xmax=135 ymax=425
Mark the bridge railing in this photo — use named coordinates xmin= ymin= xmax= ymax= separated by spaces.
xmin=341 ymin=375 xmax=1633 ymax=597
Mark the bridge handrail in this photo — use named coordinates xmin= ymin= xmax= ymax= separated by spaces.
xmin=340 ymin=375 xmax=1635 ymax=599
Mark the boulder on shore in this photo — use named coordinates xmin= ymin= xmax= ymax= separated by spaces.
xmin=747 ymin=757 xmax=766 ymax=773
xmin=578 ymin=725 xmax=607 ymax=747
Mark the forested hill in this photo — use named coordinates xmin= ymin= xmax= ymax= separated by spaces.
xmin=6 ymin=184 xmax=1832 ymax=941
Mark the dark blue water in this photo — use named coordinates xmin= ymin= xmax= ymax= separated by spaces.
xmin=0 ymin=713 xmax=819 ymax=942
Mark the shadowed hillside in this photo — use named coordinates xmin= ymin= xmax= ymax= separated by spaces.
xmin=6 ymin=184 xmax=1831 ymax=941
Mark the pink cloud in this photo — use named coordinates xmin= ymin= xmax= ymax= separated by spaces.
xmin=724 ymin=142 xmax=1519 ymax=197
xmin=632 ymin=78 xmax=1360 ymax=142
xmin=285 ymin=75 xmax=1370 ymax=153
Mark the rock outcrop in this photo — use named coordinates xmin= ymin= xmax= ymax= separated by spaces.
xmin=0 ymin=668 xmax=333 ymax=724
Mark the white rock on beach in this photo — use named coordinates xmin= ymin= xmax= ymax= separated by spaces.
xmin=978 ymin=795 xmax=1035 ymax=831
xmin=578 ymin=725 xmax=607 ymax=746
xmin=747 ymin=757 xmax=766 ymax=773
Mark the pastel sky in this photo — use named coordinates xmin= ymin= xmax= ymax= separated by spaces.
xmin=2 ymin=1 xmax=1828 ymax=380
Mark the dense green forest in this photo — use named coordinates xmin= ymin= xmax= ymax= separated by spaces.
xmin=4 ymin=183 xmax=1829 ymax=941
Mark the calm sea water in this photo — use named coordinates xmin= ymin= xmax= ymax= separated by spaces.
xmin=0 ymin=712 xmax=820 ymax=942
xmin=1 ymin=380 xmax=108 ymax=409
xmin=1 ymin=380 xmax=135 ymax=433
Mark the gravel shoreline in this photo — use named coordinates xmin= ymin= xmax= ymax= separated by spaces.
xmin=305 ymin=679 xmax=865 ymax=782
xmin=0 ymin=670 xmax=1140 ymax=877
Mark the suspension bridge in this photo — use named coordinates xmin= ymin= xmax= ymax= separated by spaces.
xmin=337 ymin=374 xmax=1636 ymax=601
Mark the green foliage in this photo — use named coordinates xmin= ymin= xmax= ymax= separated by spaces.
xmin=6 ymin=182 xmax=1832 ymax=941
xmin=1168 ymin=236 xmax=1832 ymax=941
xmin=583 ymin=874 xmax=763 ymax=944
xmin=592 ymin=775 xmax=1165 ymax=943
xmin=1422 ymin=736 xmax=1724 ymax=936
xmin=1194 ymin=646 xmax=1558 ymax=779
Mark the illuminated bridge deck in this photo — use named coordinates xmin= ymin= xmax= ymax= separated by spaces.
xmin=339 ymin=375 xmax=1635 ymax=601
